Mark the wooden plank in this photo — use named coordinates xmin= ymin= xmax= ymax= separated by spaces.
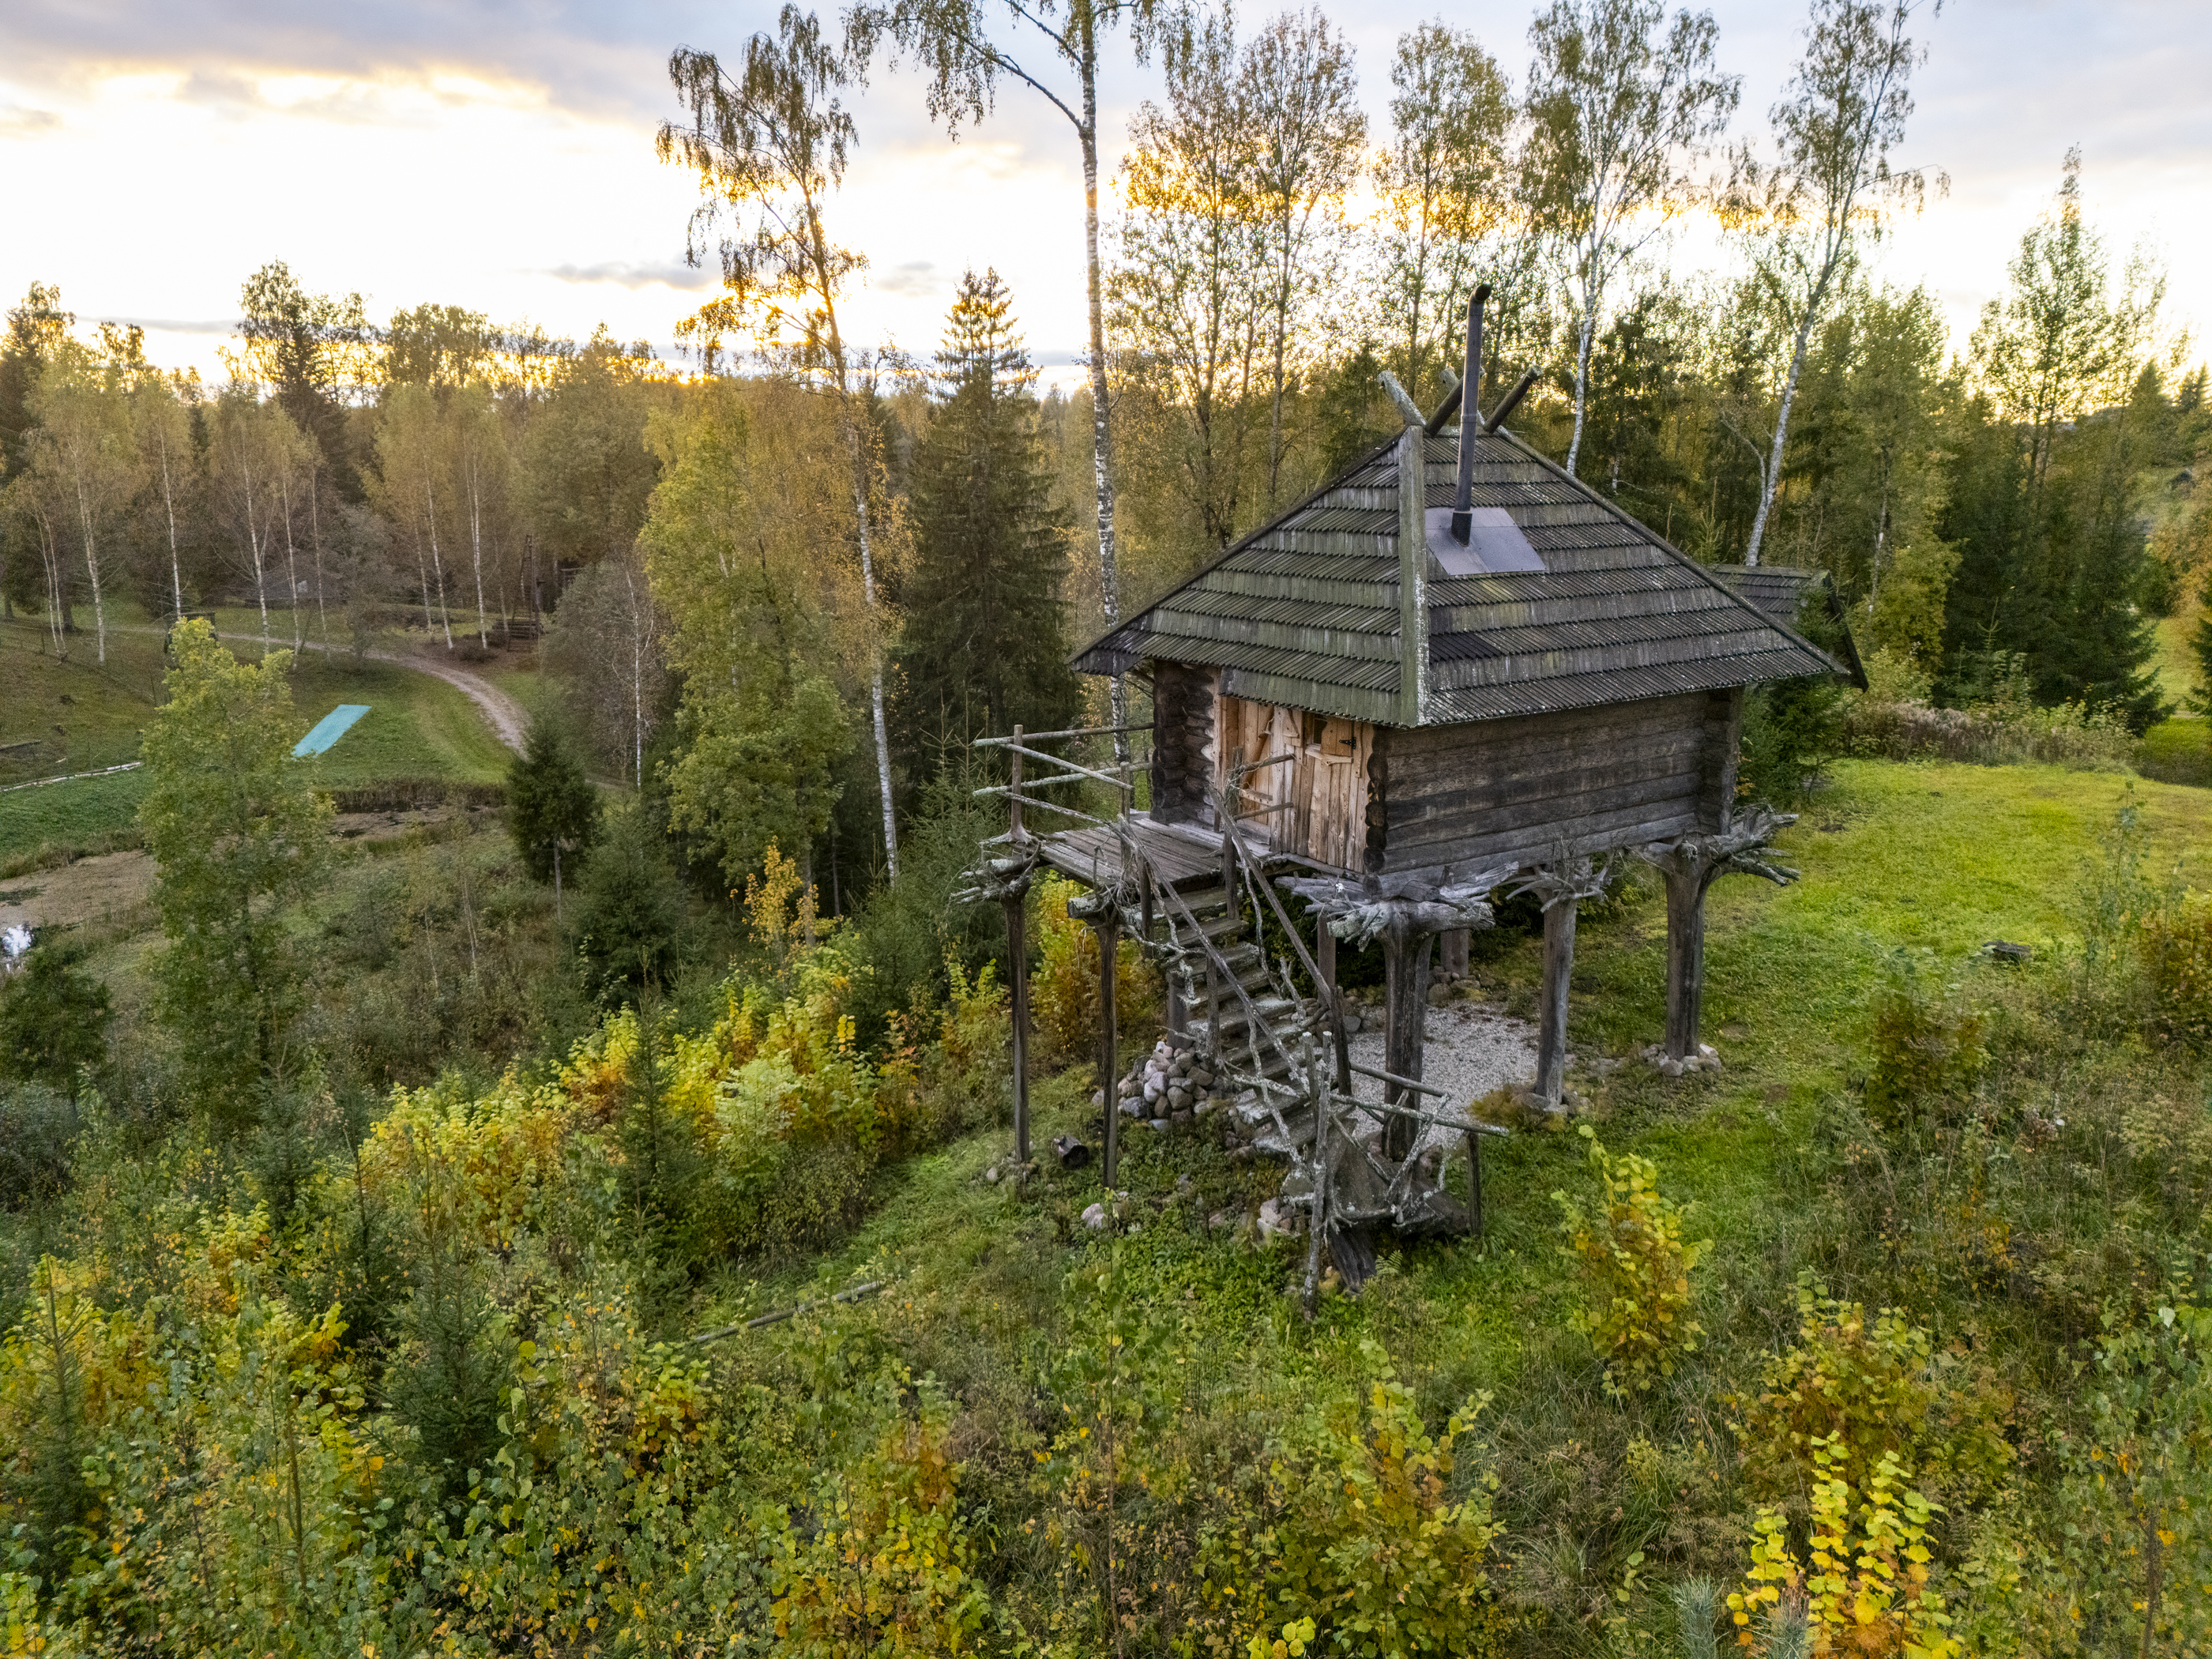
xmin=1380 ymin=799 xmax=1702 ymax=876
xmin=1389 ymin=777 xmax=1703 ymax=851
xmin=1385 ymin=733 xmax=1709 ymax=807
xmin=1387 ymin=747 xmax=1706 ymax=829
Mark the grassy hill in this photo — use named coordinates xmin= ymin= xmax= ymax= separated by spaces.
xmin=0 ymin=610 xmax=521 ymax=869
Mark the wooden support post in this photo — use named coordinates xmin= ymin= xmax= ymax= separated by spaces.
xmin=1097 ymin=909 xmax=1121 ymax=1189
xmin=1663 ymin=864 xmax=1706 ymax=1062
xmin=1535 ymin=897 xmax=1577 ymax=1104
xmin=1316 ymin=920 xmax=1337 ymax=999
xmin=1006 ymin=725 xmax=1029 ymax=1164
xmin=1440 ymin=927 xmax=1469 ymax=979
xmin=1464 ymin=1127 xmax=1484 ymax=1237
xmin=1381 ymin=927 xmax=1433 ymax=1161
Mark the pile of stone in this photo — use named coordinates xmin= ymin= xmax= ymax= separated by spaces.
xmin=1112 ymin=1036 xmax=1220 ymax=1132
xmin=1641 ymin=1041 xmax=1722 ymax=1078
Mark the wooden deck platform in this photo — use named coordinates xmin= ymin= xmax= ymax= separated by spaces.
xmin=1041 ymin=816 xmax=1228 ymax=890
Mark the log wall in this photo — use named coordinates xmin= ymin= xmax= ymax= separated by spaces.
xmin=1150 ymin=663 xmax=1219 ymax=825
xmin=1366 ymin=689 xmax=1737 ymax=879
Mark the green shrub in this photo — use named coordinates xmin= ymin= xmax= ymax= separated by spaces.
xmin=1554 ymin=1129 xmax=1710 ymax=1393
xmin=772 ymin=1380 xmax=991 ymax=1657
xmin=1250 ymin=1350 xmax=1504 ymax=1658
xmin=0 ymin=946 xmax=111 ymax=1093
xmin=1864 ymin=965 xmax=1986 ymax=1133
xmin=1732 ymin=1272 xmax=2013 ymax=1519
xmin=2139 ymin=894 xmax=2212 ymax=1050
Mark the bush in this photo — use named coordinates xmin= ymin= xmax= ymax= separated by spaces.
xmin=1553 ymin=1128 xmax=1710 ymax=1393
xmin=2139 ymin=894 xmax=2212 ymax=1050
xmin=1864 ymin=963 xmax=1986 ymax=1133
xmin=0 ymin=946 xmax=111 ymax=1091
xmin=771 ymin=1380 xmax=991 ymax=1657
xmin=1732 ymin=1272 xmax=2013 ymax=1520
xmin=1030 ymin=874 xmax=1155 ymax=1063
xmin=1248 ymin=1351 xmax=1504 ymax=1658
xmin=0 ymin=1082 xmax=82 ymax=1209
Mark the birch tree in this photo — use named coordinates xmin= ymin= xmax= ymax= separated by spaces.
xmin=1240 ymin=9 xmax=1365 ymax=506
xmin=847 ymin=0 xmax=1182 ymax=763
xmin=371 ymin=384 xmax=457 ymax=649
xmin=450 ymin=383 xmax=510 ymax=646
xmin=131 ymin=371 xmax=198 ymax=618
xmin=1523 ymin=0 xmax=1737 ymax=478
xmin=22 ymin=344 xmax=137 ymax=663
xmin=1109 ymin=11 xmax=1272 ymax=555
xmin=211 ymin=391 xmax=314 ymax=657
xmin=1730 ymin=0 xmax=1938 ymax=565
xmin=660 ymin=5 xmax=902 ymax=876
xmin=1374 ymin=24 xmax=1517 ymax=402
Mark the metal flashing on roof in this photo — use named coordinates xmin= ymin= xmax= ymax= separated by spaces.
xmin=1427 ymin=506 xmax=1544 ymax=575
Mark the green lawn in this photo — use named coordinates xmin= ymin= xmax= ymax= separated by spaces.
xmin=2153 ymin=610 xmax=2201 ymax=708
xmin=1 ymin=610 xmax=514 ymax=867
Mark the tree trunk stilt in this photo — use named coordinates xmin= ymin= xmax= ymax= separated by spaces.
xmin=1382 ymin=928 xmax=1432 ymax=1161
xmin=1005 ymin=892 xmax=1031 ymax=1164
xmin=1095 ymin=912 xmax=1121 ymax=1189
xmin=1535 ymin=898 xmax=1577 ymax=1104
xmin=1440 ymin=927 xmax=1469 ymax=979
xmin=1663 ymin=865 xmax=1707 ymax=1063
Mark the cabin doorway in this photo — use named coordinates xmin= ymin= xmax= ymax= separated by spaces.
xmin=1214 ymin=694 xmax=1371 ymax=872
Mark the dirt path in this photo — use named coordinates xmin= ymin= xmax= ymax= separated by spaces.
xmin=126 ymin=626 xmax=529 ymax=755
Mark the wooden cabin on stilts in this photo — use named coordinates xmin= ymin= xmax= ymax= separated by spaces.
xmin=962 ymin=288 xmax=1854 ymax=1297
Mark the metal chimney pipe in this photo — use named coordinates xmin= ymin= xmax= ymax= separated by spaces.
xmin=1450 ymin=284 xmax=1492 ymax=544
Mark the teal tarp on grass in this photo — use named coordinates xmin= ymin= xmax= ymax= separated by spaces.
xmin=295 ymin=705 xmax=371 ymax=757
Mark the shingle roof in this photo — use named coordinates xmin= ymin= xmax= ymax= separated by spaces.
xmin=1706 ymin=564 xmax=1869 ymax=690
xmin=1073 ymin=423 xmax=1846 ymax=725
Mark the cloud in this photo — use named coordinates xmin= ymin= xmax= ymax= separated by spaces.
xmin=0 ymin=104 xmax=60 ymax=136
xmin=111 ymin=316 xmax=241 ymax=336
xmin=545 ymin=259 xmax=715 ymax=291
xmin=0 ymin=0 xmax=710 ymax=122
xmin=872 ymin=260 xmax=942 ymax=299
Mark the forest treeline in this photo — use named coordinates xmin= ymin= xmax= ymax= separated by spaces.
xmin=7 ymin=6 xmax=2211 ymax=895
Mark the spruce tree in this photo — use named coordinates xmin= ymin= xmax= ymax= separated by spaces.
xmin=506 ymin=715 xmax=601 ymax=915
xmin=895 ymin=270 xmax=1083 ymax=773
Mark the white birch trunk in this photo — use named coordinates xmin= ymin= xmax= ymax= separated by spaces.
xmin=425 ymin=481 xmax=453 ymax=649
xmin=1080 ymin=47 xmax=1129 ymax=762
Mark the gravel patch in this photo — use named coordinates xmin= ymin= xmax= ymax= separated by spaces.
xmin=1339 ymin=999 xmax=1541 ymax=1152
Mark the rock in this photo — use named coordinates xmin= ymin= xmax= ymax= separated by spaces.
xmin=1982 ymin=939 xmax=2033 ymax=965
xmin=1257 ymin=1198 xmax=1302 ymax=1240
xmin=1208 ymin=1209 xmax=1232 ymax=1229
xmin=1341 ymin=1014 xmax=1361 ymax=1034
xmin=1119 ymin=1098 xmax=1145 ymax=1119
xmin=1149 ymin=1117 xmax=1171 ymax=1133
xmin=984 ymin=1165 xmax=1001 ymax=1184
xmin=1091 ymin=1089 xmax=1106 ymax=1109
xmin=1427 ymin=982 xmax=1452 ymax=1006
xmin=1659 ymin=1057 xmax=1687 ymax=1078
xmin=1143 ymin=1077 xmax=1164 ymax=1104
xmin=1191 ymin=1068 xmax=1214 ymax=1090
xmin=1168 ymin=1087 xmax=1191 ymax=1111
xmin=1119 ymin=1078 xmax=1142 ymax=1099
xmin=1172 ymin=1109 xmax=1194 ymax=1126
xmin=1082 ymin=1202 xmax=1108 ymax=1230
xmin=1052 ymin=1134 xmax=1092 ymax=1169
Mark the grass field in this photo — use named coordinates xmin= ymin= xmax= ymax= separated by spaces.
xmin=0 ymin=608 xmax=518 ymax=867
xmin=725 ymin=755 xmax=2212 ymax=1340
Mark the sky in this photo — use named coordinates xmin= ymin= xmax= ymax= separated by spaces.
xmin=2 ymin=0 xmax=2207 ymax=391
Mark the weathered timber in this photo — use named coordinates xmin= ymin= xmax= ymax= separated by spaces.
xmin=1508 ymin=854 xmax=1616 ymax=1105
xmin=1636 ymin=807 xmax=1799 ymax=1060
xmin=1382 ymin=928 xmax=1432 ymax=1159
xmin=1440 ymin=927 xmax=1469 ymax=977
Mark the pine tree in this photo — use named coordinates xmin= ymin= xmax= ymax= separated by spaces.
xmin=894 ymin=270 xmax=1083 ymax=773
xmin=506 ymin=716 xmax=601 ymax=916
